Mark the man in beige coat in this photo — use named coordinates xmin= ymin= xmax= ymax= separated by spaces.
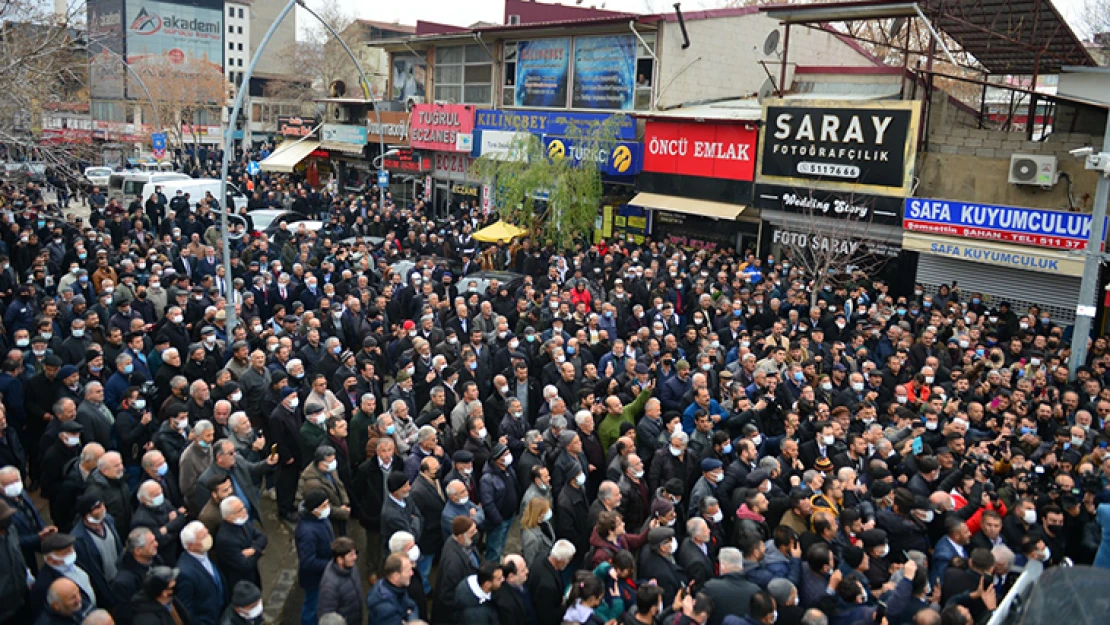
xmin=297 ymin=444 xmax=351 ymax=535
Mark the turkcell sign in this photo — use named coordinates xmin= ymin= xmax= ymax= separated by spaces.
xmin=903 ymin=198 xmax=1095 ymax=250
xmin=542 ymin=136 xmax=642 ymax=176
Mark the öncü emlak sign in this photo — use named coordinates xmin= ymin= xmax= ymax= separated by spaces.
xmin=642 ymin=120 xmax=758 ymax=181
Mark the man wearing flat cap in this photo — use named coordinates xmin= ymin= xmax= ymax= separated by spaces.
xmin=31 ymin=533 xmax=96 ymax=622
xmin=639 ymin=526 xmax=686 ymax=605
xmin=381 ymin=472 xmax=423 ymax=551
xmin=221 ymin=580 xmax=264 ymax=625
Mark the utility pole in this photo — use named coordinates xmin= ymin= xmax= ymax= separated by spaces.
xmin=1069 ymin=114 xmax=1110 ymax=378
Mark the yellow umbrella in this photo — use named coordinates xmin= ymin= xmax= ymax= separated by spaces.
xmin=472 ymin=220 xmax=527 ymax=243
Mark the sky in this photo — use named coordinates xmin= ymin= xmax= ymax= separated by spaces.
xmin=311 ymin=0 xmax=1098 ymax=38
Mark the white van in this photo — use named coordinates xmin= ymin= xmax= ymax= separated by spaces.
xmin=144 ymin=178 xmax=249 ymax=212
xmin=110 ymin=171 xmax=191 ymax=203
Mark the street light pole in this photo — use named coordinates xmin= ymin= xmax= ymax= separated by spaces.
xmin=295 ymin=0 xmax=387 ymax=212
xmin=217 ymin=0 xmax=389 ymax=330
xmin=1069 ymin=115 xmax=1110 ymax=378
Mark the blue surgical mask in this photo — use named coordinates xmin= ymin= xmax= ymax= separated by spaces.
xmin=526 ymin=335 xmax=535 ymax=343
xmin=156 ymin=463 xmax=168 ymax=476
xmin=793 ymin=371 xmax=804 ymax=382
xmin=722 ymin=443 xmax=732 ymax=454
xmin=385 ymin=425 xmax=396 ymax=435
xmin=1020 ymin=426 xmax=1033 ymax=436
xmin=469 ymin=361 xmax=478 ymax=370
xmin=567 ymin=347 xmax=575 ymax=355
xmin=123 ymin=364 xmax=134 ymax=374
xmin=897 ymin=308 xmax=907 ymax=316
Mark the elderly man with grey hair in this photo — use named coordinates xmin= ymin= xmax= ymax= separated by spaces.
xmin=76 ymin=381 xmax=115 ymax=447
xmin=701 ymin=546 xmax=761 ymax=625
xmin=404 ymin=425 xmax=443 ymax=481
xmin=178 ymin=420 xmax=215 ymax=516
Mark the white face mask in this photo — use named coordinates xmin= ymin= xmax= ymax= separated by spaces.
xmin=543 ymin=509 xmax=553 ymax=523
xmin=240 ymin=602 xmax=263 ymax=619
xmin=575 ymin=472 xmax=587 ymax=487
xmin=711 ymin=510 xmax=723 ymax=523
xmin=288 ymin=397 xmax=299 ymax=409
xmin=501 ymin=453 xmax=513 ymax=466
xmin=230 ymin=392 xmax=243 ymax=403
xmin=1023 ymin=509 xmax=1037 ymax=524
xmin=457 ymin=496 xmax=469 ymax=506
xmin=407 ymin=545 xmax=421 ymax=562
xmin=149 ymin=494 xmax=165 ymax=507
xmin=476 ymin=428 xmax=488 ymax=440
xmin=325 ymin=460 xmax=338 ymax=472
xmin=632 ymin=469 xmax=645 ymax=479
xmin=317 ymin=506 xmax=331 ymax=520
xmin=3 ymin=482 xmax=23 ymax=498
xmin=670 ymin=445 xmax=682 ymax=457
xmin=233 ymin=515 xmax=249 ymax=526
xmin=668 ymin=537 xmax=678 ymax=553
xmin=822 ymin=435 xmax=835 ymax=446
xmin=925 ymin=421 xmax=939 ymax=431
xmin=821 ymin=382 xmax=832 ymax=391
xmin=851 ymin=382 xmax=865 ymax=392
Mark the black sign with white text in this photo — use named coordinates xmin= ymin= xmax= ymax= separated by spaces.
xmin=758 ymin=100 xmax=920 ymax=195
xmin=754 ymin=185 xmax=904 ymax=227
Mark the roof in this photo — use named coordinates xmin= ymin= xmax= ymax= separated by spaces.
xmin=354 ymin=19 xmax=416 ymax=35
xmin=635 ymin=98 xmax=764 ymax=122
xmin=760 ymin=0 xmax=1095 ymax=74
xmin=403 ymin=13 xmax=660 ymax=43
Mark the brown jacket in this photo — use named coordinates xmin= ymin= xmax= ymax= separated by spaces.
xmin=296 ymin=462 xmax=351 ymax=521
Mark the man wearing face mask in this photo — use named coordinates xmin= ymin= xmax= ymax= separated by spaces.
xmin=220 ymin=580 xmax=265 ymax=625
xmin=84 ymin=451 xmax=133 ymax=534
xmin=639 ymin=526 xmax=686 ymax=606
xmin=212 ymin=496 xmax=267 ymax=591
xmin=270 ymin=387 xmax=304 ymax=523
xmin=556 ymin=464 xmax=591 ymax=558
xmin=69 ymin=494 xmax=121 ymax=610
xmin=30 ymin=533 xmax=95 ymax=622
xmin=876 ymin=488 xmax=931 ymax=561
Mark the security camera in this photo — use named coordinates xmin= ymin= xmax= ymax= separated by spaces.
xmin=1070 ymin=146 xmax=1095 ymax=158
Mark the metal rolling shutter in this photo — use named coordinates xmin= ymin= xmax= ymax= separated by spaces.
xmin=915 ymin=254 xmax=1081 ymax=323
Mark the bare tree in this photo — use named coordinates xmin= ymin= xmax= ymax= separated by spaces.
xmin=143 ymin=57 xmax=227 ymax=167
xmin=769 ymin=190 xmax=894 ymax=308
xmin=0 ymin=0 xmax=96 ymax=176
xmin=270 ymin=0 xmax=354 ymax=106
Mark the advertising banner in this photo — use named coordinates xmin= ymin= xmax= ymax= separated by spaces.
xmin=643 ymin=120 xmax=757 ymax=182
xmin=410 ymin=103 xmax=475 ymax=152
xmin=755 ymin=185 xmax=904 ymax=226
xmin=903 ymin=197 xmax=1095 ymax=250
xmin=383 ymin=148 xmax=432 ymax=173
xmin=571 ymin=34 xmax=636 ymax=110
xmin=475 ymin=109 xmax=636 ymax=141
xmin=367 ymin=111 xmax=410 ymax=144
xmin=322 ymin=124 xmax=369 ymax=145
xmin=125 ymin=0 xmax=223 ymax=99
xmin=277 ymin=116 xmax=317 ymax=138
xmin=391 ymin=52 xmax=427 ymax=101
xmin=88 ymin=0 xmax=125 ymax=99
xmin=515 ymin=38 xmax=571 ymax=108
xmin=434 ymin=152 xmax=475 ymax=182
xmin=543 ymin=136 xmax=643 ymax=176
xmin=758 ymin=99 xmax=921 ymax=195
xmin=475 ymin=130 xmax=529 ymax=161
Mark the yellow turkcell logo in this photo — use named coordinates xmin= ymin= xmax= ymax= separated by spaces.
xmin=612 ymin=145 xmax=632 ymax=173
xmin=548 ymin=139 xmax=566 ymax=160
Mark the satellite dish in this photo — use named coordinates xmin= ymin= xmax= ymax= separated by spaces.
xmin=889 ymin=17 xmax=906 ymax=39
xmin=757 ymin=77 xmax=777 ymax=102
xmin=763 ymin=30 xmax=781 ymax=57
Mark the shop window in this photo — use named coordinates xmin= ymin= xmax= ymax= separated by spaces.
xmin=434 ymin=44 xmax=491 ymax=105
xmin=635 ymin=34 xmax=655 ymax=111
xmin=502 ymin=42 xmax=516 ymax=107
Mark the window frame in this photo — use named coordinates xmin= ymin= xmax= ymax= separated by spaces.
xmin=433 ymin=44 xmax=492 ymax=105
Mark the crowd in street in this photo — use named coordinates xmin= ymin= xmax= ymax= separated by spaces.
xmin=1 ymin=160 xmax=1110 ymax=625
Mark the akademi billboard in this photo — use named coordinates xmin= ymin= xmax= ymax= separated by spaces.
xmin=125 ymin=0 xmax=223 ymax=99
xmin=88 ymin=0 xmax=125 ymax=99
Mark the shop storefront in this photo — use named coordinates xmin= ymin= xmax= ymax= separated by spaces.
xmin=321 ymin=123 xmax=368 ymax=190
xmin=409 ymin=103 xmax=476 ymax=216
xmin=472 ymin=109 xmax=643 ymax=229
xmin=365 ymin=111 xmax=412 ymax=196
xmin=381 ymin=148 xmax=432 ymax=208
xmin=903 ymin=197 xmax=1089 ymax=323
xmin=634 ymin=116 xmax=761 ymax=252
xmin=755 ymin=100 xmax=921 ymax=288
xmin=261 ymin=116 xmax=323 ymax=175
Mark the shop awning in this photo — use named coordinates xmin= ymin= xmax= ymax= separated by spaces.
xmin=902 ymin=232 xmax=1085 ymax=277
xmin=319 ymin=141 xmax=365 ymax=156
xmin=260 ymin=140 xmax=320 ymax=173
xmin=630 ymin=192 xmax=750 ymax=222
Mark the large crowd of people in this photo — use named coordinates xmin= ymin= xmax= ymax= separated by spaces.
xmin=1 ymin=162 xmax=1110 ymax=625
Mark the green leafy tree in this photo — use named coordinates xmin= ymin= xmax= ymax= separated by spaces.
xmin=471 ymin=114 xmax=629 ymax=249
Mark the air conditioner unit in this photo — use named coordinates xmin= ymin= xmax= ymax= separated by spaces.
xmin=1008 ymin=154 xmax=1057 ymax=187
xmin=331 ymin=105 xmax=350 ymax=123
xmin=405 ymin=95 xmax=425 ymax=112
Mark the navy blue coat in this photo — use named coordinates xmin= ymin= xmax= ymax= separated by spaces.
xmin=71 ymin=515 xmax=122 ymax=609
xmin=366 ymin=578 xmax=418 ymax=625
xmin=294 ymin=510 xmax=335 ymax=591
xmin=176 ymin=553 xmax=229 ymax=625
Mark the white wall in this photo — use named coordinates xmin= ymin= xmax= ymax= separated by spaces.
xmin=655 ymin=12 xmax=880 ymax=109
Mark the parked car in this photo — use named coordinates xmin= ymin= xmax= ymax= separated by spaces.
xmin=459 ymin=270 xmax=526 ymax=296
xmin=84 ymin=166 xmax=113 ymax=188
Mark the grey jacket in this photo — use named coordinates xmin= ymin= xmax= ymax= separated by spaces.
xmin=0 ymin=529 xmax=27 ymax=623
xmin=316 ymin=560 xmax=363 ymax=625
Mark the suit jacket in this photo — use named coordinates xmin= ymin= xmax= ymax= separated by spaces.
xmin=930 ymin=536 xmax=964 ymax=587
xmin=179 ymin=443 xmax=213 ymax=515
xmin=381 ymin=496 xmax=425 ymax=549
xmin=433 ymin=538 xmax=479 ymax=623
xmin=675 ymin=538 xmax=715 ymax=588
xmin=176 ymin=553 xmax=229 ymax=625
xmin=410 ymin=475 xmax=446 ymax=554
xmin=211 ymin=520 xmax=267 ymax=589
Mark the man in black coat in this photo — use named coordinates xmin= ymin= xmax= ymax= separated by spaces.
xmin=638 ymin=527 xmax=687 ymax=606
xmin=211 ymin=495 xmax=267 ymax=589
xmin=494 ymin=554 xmax=537 ymax=625
xmin=109 ymin=526 xmax=163 ymax=625
xmin=527 ymin=540 xmax=575 ymax=625
xmin=675 ymin=517 xmax=715 ymax=589
xmin=268 ymin=388 xmax=302 ymax=522
xmin=70 ymin=495 xmax=122 ymax=611
xmin=433 ymin=516 xmax=480 ymax=625
xmin=701 ymin=547 xmax=761 ymax=625
xmin=555 ymin=465 xmax=590 ymax=561
xmin=409 ymin=456 xmax=446 ymax=575
xmin=352 ymin=437 xmax=405 ymax=567
xmin=380 ymin=472 xmax=424 ymax=552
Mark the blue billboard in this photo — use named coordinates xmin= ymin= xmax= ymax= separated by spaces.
xmin=474 ymin=109 xmax=636 ymax=141
xmin=903 ymin=197 xmax=1095 ymax=251
xmin=543 ymin=136 xmax=643 ymax=176
xmin=572 ymin=34 xmax=637 ymax=110
xmin=515 ymin=38 xmax=571 ymax=108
